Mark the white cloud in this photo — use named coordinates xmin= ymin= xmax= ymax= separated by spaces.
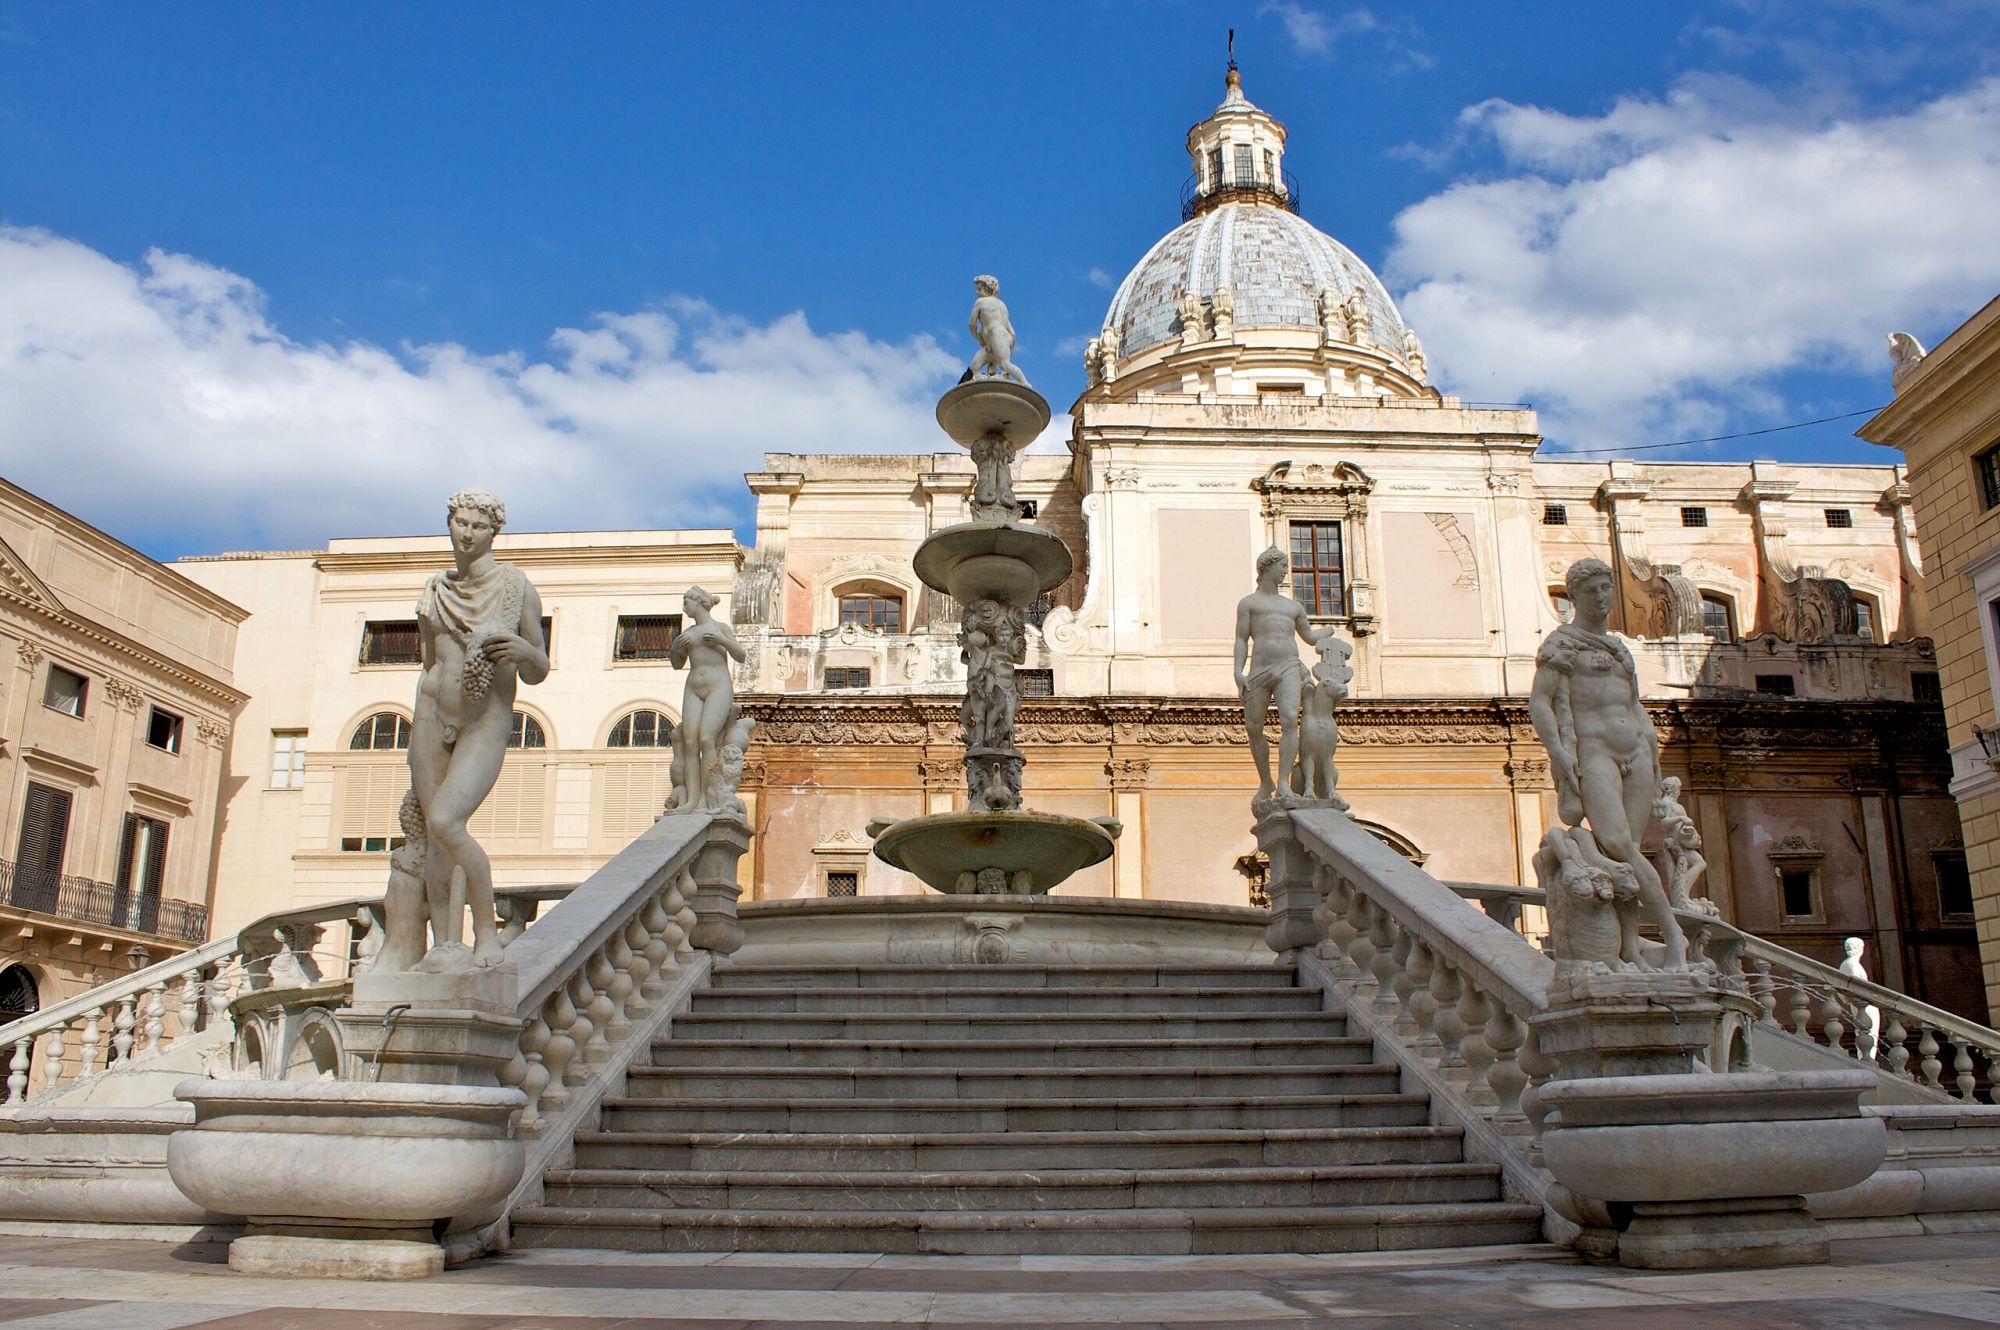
xmin=1387 ymin=77 xmax=2000 ymax=449
xmin=0 ymin=228 xmax=971 ymax=551
xmin=1085 ymin=266 xmax=1115 ymax=289
xmin=1262 ymin=3 xmax=1431 ymax=70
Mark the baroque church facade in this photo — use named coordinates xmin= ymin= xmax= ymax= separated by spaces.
xmin=177 ymin=68 xmax=1980 ymax=1022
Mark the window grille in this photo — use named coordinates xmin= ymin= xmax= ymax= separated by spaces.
xmin=1755 ymin=674 xmax=1796 ymax=697
xmin=1018 ymin=669 xmax=1054 ymax=697
xmin=825 ymin=667 xmax=872 ymax=690
xmin=1824 ymin=508 xmax=1853 ymax=529
xmin=825 ymin=871 xmax=859 ymax=898
xmin=1978 ymin=445 xmax=2000 ymax=511
xmin=1680 ymin=507 xmax=1708 ymax=528
xmin=359 ymin=620 xmax=421 ymax=665
xmin=613 ymin=615 xmax=680 ymax=662
xmin=607 ymin=709 xmax=672 ymax=748
xmin=1542 ymin=503 xmax=1568 ymax=526
xmin=1912 ymin=671 xmax=1942 ymax=703
xmin=349 ymin=712 xmax=411 ymax=750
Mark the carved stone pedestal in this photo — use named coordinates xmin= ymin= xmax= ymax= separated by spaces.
xmin=336 ymin=966 xmax=522 ymax=1088
xmin=1254 ymin=808 xmax=1321 ymax=953
xmin=686 ymin=815 xmax=751 ymax=957
xmin=1531 ymin=969 xmax=1759 ymax=1080
xmin=1534 ymin=1069 xmax=1886 ymax=1269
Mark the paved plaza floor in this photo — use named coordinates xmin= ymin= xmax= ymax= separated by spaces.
xmin=0 ymin=1231 xmax=1996 ymax=1328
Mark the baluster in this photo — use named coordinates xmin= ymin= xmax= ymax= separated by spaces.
xmin=1322 ymin=873 xmax=1358 ymax=975
xmin=139 ymin=981 xmax=167 ymax=1057
xmin=1986 ymin=1047 xmax=2000 ymax=1106
xmin=514 ymin=1011 xmax=552 ymax=1132
xmin=206 ymin=959 xmax=235 ymax=1033
xmin=565 ymin=970 xmax=597 ymax=1079
xmin=588 ymin=944 xmax=623 ymax=1049
xmin=621 ymin=914 xmax=655 ymax=1015
xmin=1516 ymin=1021 xmax=1557 ymax=1092
xmin=1750 ymin=959 xmax=1777 ymax=1025
xmin=112 ymin=997 xmax=136 ymax=1065
xmin=538 ymin=988 xmax=578 ymax=1111
xmin=1788 ymin=979 xmax=1813 ymax=1039
xmin=78 ymin=1007 xmax=103 ymax=1077
xmin=5 ymin=1040 xmax=27 ymax=1105
xmin=1456 ymin=984 xmax=1496 ymax=1104
xmin=1429 ymin=962 xmax=1467 ymax=1068
xmin=1483 ymin=1002 xmax=1529 ymax=1120
xmin=1405 ymin=938 xmax=1439 ymax=1051
xmin=1387 ymin=927 xmax=1417 ymax=1031
xmin=1882 ymin=1013 xmax=1911 ymax=1080
xmin=171 ymin=966 xmax=202 ymax=1047
xmin=1955 ymin=1042 xmax=1978 ymax=1102
xmin=1821 ymin=992 xmax=1848 ymax=1057
xmin=672 ymin=871 xmax=697 ymax=958
xmin=1918 ymin=1027 xmax=1944 ymax=1091
xmin=1367 ymin=909 xmax=1400 ymax=1018
xmin=1309 ymin=864 xmax=1339 ymax=957
xmin=640 ymin=890 xmax=675 ymax=991
xmin=41 ymin=1022 xmax=66 ymax=1094
xmin=1343 ymin=895 xmax=1378 ymax=997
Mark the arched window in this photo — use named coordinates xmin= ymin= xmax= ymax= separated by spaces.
xmin=837 ymin=587 xmax=903 ymax=632
xmin=608 ymin=709 xmax=673 ymax=748
xmin=1700 ymin=593 xmax=1736 ymax=644
xmin=1549 ymin=589 xmax=1574 ymax=624
xmin=349 ymin=712 xmax=411 ymax=751
xmin=0 ymin=966 xmax=39 ymax=1024
xmin=509 ymin=711 xmax=547 ymax=749
xmin=1852 ymin=595 xmax=1878 ymax=643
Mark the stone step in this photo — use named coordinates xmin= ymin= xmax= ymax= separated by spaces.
xmin=570 ymin=1125 xmax=1471 ymax=1173
xmin=667 ymin=1010 xmax=1349 ymax=1042
xmin=509 ymin=1201 xmax=1548 ymax=1255
xmin=598 ymin=1091 xmax=1433 ymax=1134
xmin=539 ymin=1161 xmax=1505 ymax=1212
xmin=690 ymin=985 xmax=1324 ymax=1015
xmin=621 ymin=1063 xmax=1402 ymax=1101
xmin=708 ymin=964 xmax=1298 ymax=991
xmin=646 ymin=1035 xmax=1376 ymax=1070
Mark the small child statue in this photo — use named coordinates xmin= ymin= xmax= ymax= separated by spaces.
xmin=1291 ymin=637 xmax=1354 ymax=807
xmin=967 ymin=275 xmax=1029 ymax=386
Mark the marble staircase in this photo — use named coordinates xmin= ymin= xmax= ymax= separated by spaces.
xmin=510 ymin=961 xmax=1544 ymax=1254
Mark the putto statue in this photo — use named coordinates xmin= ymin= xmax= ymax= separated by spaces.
xmin=377 ymin=489 xmax=548 ymax=973
xmin=1236 ymin=546 xmax=1342 ymax=813
xmin=1529 ymin=558 xmax=1689 ymax=970
xmin=668 ymin=586 xmax=749 ymax=814
xmin=967 ymin=275 xmax=1029 ymax=386
xmin=1839 ymin=936 xmax=1883 ymax=1061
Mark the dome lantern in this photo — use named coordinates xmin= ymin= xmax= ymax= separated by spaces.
xmin=1181 ymin=57 xmax=1295 ymax=222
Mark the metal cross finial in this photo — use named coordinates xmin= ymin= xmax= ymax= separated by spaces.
xmin=1228 ymin=27 xmax=1236 ymax=70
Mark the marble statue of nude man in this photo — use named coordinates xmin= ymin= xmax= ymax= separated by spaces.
xmin=1236 ymin=546 xmax=1340 ymax=808
xmin=401 ymin=489 xmax=549 ymax=971
xmin=1529 ymin=558 xmax=1688 ymax=969
xmin=967 ymin=275 xmax=1029 ymax=386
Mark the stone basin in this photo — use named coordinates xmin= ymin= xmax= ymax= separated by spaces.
xmin=935 ymin=378 xmax=1050 ymax=450
xmin=871 ymin=809 xmax=1119 ymax=895
xmin=914 ymin=521 xmax=1072 ymax=606
xmin=168 ymin=1078 xmax=527 ymax=1278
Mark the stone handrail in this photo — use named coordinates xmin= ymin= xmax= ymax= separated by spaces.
xmin=0 ymin=883 xmax=576 ymax=1108
xmin=1444 ymin=878 xmax=2000 ymax=1104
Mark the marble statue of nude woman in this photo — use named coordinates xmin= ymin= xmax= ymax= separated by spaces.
xmin=668 ymin=586 xmax=748 ymax=813
xmin=389 ymin=489 xmax=548 ymax=972
xmin=1529 ymin=557 xmax=1688 ymax=969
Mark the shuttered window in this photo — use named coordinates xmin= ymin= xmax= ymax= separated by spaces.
xmin=338 ymin=763 xmax=407 ymax=848
xmin=12 ymin=783 xmax=72 ymax=912
xmin=114 ymin=813 xmax=169 ymax=933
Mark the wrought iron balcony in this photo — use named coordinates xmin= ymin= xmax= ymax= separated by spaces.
xmin=0 ymin=858 xmax=209 ymax=943
xmin=1181 ymin=167 xmax=1301 ymax=222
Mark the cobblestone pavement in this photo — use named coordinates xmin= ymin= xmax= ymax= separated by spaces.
xmin=0 ymin=1232 xmax=1997 ymax=1328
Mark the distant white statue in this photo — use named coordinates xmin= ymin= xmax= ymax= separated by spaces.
xmin=1180 ymin=288 xmax=1206 ymax=344
xmin=967 ymin=275 xmax=1028 ymax=386
xmin=1402 ymin=327 xmax=1428 ymax=380
xmin=1290 ymin=637 xmax=1353 ymax=806
xmin=1888 ymin=332 xmax=1927 ymax=382
xmin=1236 ymin=546 xmax=1341 ymax=812
xmin=1651 ymin=777 xmax=1718 ymax=915
xmin=1839 ymin=936 xmax=1883 ymax=1062
xmin=1211 ymin=286 xmax=1235 ymax=339
xmin=668 ymin=586 xmax=749 ymax=814
xmin=381 ymin=489 xmax=549 ymax=972
xmin=1529 ymin=557 xmax=1689 ymax=970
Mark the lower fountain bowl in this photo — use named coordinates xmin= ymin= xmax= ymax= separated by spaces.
xmin=871 ymin=809 xmax=1120 ymax=895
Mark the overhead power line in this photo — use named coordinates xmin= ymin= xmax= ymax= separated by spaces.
xmin=1548 ymin=406 xmax=1886 ymax=458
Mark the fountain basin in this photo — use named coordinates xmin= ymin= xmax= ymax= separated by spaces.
xmin=914 ymin=521 xmax=1072 ymax=606
xmin=935 ymin=378 xmax=1050 ymax=449
xmin=872 ymin=809 xmax=1119 ymax=895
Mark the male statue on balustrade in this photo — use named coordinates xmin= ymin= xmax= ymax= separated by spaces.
xmin=1529 ymin=558 xmax=1688 ymax=969
xmin=1235 ymin=546 xmax=1340 ymax=812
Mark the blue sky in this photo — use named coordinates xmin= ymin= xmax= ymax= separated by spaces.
xmin=2 ymin=2 xmax=1998 ymax=558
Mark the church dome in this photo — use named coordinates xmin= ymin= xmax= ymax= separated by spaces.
xmin=1103 ymin=204 xmax=1411 ymax=362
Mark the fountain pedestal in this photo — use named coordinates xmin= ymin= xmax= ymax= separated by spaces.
xmin=870 ymin=372 xmax=1118 ymax=896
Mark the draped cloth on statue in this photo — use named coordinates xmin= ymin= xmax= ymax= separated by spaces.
xmin=417 ymin=563 xmax=527 ymax=707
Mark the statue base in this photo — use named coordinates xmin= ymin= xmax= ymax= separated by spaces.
xmin=1531 ymin=968 xmax=1759 ymax=1080
xmin=337 ymin=966 xmax=523 ymax=1088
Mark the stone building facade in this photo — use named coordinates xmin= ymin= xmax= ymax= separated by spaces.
xmin=1860 ymin=296 xmax=2000 ymax=1015
xmin=0 ymin=479 xmax=245 ymax=1022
